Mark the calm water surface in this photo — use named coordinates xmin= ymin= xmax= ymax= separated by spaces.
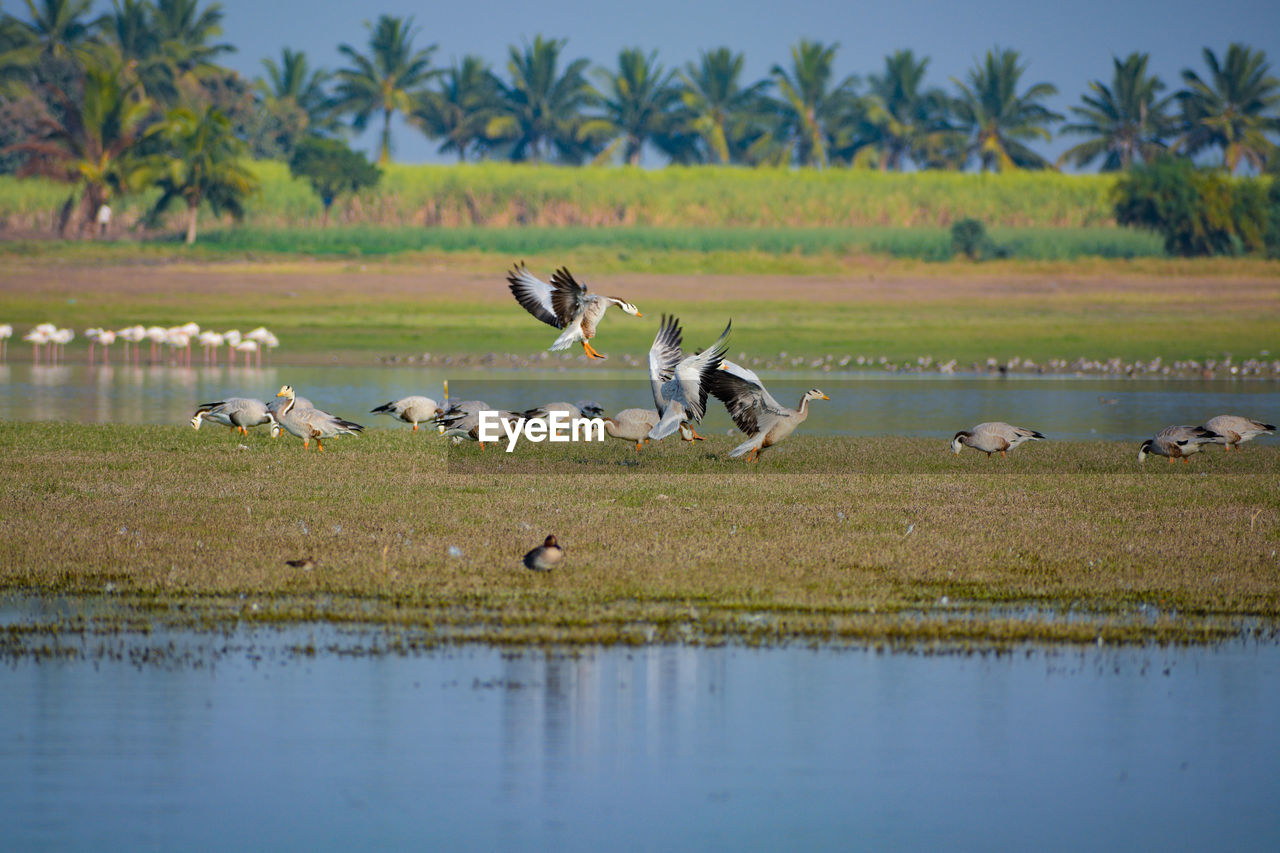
xmin=2 ymin=363 xmax=1277 ymax=442
xmin=2 ymin=626 xmax=1278 ymax=851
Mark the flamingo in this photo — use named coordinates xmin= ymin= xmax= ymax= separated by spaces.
xmin=0 ymin=323 xmax=11 ymax=361
xmin=97 ymin=328 xmax=116 ymax=364
xmin=198 ymin=330 xmax=224 ymax=365
xmin=85 ymin=328 xmax=103 ymax=363
xmin=145 ymin=326 xmax=167 ymax=364
xmin=235 ymin=339 xmax=259 ymax=368
xmin=24 ymin=327 xmax=51 ymax=363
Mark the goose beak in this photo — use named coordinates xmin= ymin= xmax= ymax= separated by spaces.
xmin=635 ymin=312 xmax=643 ymax=318
xmin=819 ymin=394 xmax=830 ymax=400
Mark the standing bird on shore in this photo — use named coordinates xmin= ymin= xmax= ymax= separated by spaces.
xmin=371 ymin=396 xmax=442 ymax=431
xmin=1138 ymin=425 xmax=1221 ymax=464
xmin=274 ymin=385 xmax=364 ymax=451
xmin=1202 ymin=415 xmax=1276 ymax=452
xmin=0 ymin=323 xmax=11 ymax=361
xmin=647 ymin=314 xmax=731 ymax=442
xmin=523 ymin=535 xmax=564 ymax=572
xmin=506 ymin=262 xmax=642 ymax=360
xmin=191 ymin=397 xmax=273 ymax=436
xmin=951 ymin=422 xmax=1046 ymax=458
xmin=709 ymin=361 xmax=829 ymax=462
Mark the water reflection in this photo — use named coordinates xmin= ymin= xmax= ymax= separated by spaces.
xmin=2 ymin=634 xmax=1277 ymax=850
xmin=1 ymin=363 xmax=1278 ymax=442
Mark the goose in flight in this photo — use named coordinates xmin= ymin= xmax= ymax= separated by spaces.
xmin=506 ymin=262 xmax=642 ymax=360
xmin=647 ymin=314 xmax=731 ymax=442
xmin=709 ymin=361 xmax=828 ymax=462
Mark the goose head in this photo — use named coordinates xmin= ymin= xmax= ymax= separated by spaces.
xmin=951 ymin=431 xmax=972 ymax=455
xmin=613 ymin=300 xmax=643 ymax=318
xmin=276 ymin=385 xmax=295 ymax=400
xmin=805 ymin=388 xmax=830 ymax=402
xmin=1137 ymin=439 xmax=1153 ymax=462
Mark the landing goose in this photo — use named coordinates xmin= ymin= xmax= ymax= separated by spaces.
xmin=647 ymin=314 xmax=730 ymax=442
xmin=507 ymin=262 xmax=642 ymax=360
xmin=709 ymin=362 xmax=827 ymax=462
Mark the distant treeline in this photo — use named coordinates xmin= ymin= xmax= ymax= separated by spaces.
xmin=0 ymin=1 xmax=1277 ymax=244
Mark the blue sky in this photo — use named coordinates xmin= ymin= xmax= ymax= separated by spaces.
xmin=121 ymin=0 xmax=1280 ymax=164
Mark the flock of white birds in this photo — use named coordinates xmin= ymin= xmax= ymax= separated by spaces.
xmin=1 ymin=322 xmax=279 ymax=367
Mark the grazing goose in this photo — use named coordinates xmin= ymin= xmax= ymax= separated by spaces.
xmin=951 ymin=422 xmax=1046 ymax=458
xmin=523 ymin=535 xmax=564 ymax=572
xmin=518 ymin=400 xmax=606 ymax=422
xmin=191 ymin=397 xmax=273 ymax=435
xmin=507 ymin=262 xmax=642 ymax=360
xmin=274 ymin=385 xmax=364 ymax=451
xmin=709 ymin=363 xmax=828 ymax=462
xmin=433 ymin=400 xmax=519 ymax=449
xmin=648 ymin=314 xmax=731 ymax=442
xmin=1202 ymin=415 xmax=1276 ymax=452
xmin=1138 ymin=425 xmax=1221 ymax=464
xmin=602 ymin=408 xmax=661 ymax=451
xmin=371 ymin=396 xmax=442 ymax=431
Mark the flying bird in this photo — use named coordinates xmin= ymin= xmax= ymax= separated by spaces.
xmin=506 ymin=262 xmax=642 ymax=360
xmin=647 ymin=314 xmax=730 ymax=442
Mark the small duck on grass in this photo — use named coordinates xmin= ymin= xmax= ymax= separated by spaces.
xmin=523 ymin=535 xmax=564 ymax=572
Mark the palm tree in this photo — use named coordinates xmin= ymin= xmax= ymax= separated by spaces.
xmin=584 ymin=47 xmax=679 ymax=166
xmin=770 ymin=39 xmax=859 ymax=168
xmin=259 ymin=47 xmax=334 ymax=133
xmin=1058 ymin=52 xmax=1176 ymax=171
xmin=105 ymin=0 xmax=177 ymax=104
xmin=150 ymin=0 xmax=232 ymax=76
xmin=951 ymin=47 xmax=1061 ymax=171
xmin=864 ymin=49 xmax=953 ymax=171
xmin=676 ymin=46 xmax=774 ymax=165
xmin=489 ymin=35 xmax=593 ymax=163
xmin=411 ymin=54 xmax=501 ymax=161
xmin=1177 ymin=44 xmax=1280 ymax=173
xmin=147 ymin=104 xmax=256 ymax=243
xmin=6 ymin=59 xmax=153 ymax=234
xmin=5 ymin=0 xmax=104 ymax=65
xmin=332 ymin=15 xmax=436 ymax=165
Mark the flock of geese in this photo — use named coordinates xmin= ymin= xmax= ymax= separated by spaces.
xmin=184 ymin=262 xmax=1276 ymax=466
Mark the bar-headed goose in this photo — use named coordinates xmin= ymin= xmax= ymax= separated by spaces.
xmin=1202 ymin=415 xmax=1276 ymax=451
xmin=602 ymin=408 xmax=661 ymax=451
xmin=647 ymin=314 xmax=730 ymax=442
xmin=507 ymin=262 xmax=641 ymax=360
xmin=191 ymin=397 xmax=273 ymax=435
xmin=371 ymin=396 xmax=442 ymax=431
xmin=951 ymin=422 xmax=1045 ymax=458
xmin=1138 ymin=424 xmax=1221 ymax=463
xmin=709 ymin=361 xmax=828 ymax=462
xmin=274 ymin=385 xmax=364 ymax=451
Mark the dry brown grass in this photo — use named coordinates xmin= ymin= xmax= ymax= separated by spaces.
xmin=3 ymin=423 xmax=1278 ymax=648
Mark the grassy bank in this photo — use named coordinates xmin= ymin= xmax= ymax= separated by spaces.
xmin=1 ymin=424 xmax=1278 ymax=649
xmin=1 ymin=162 xmax=1121 ymax=232
xmin=2 ymin=255 xmax=1277 ymax=366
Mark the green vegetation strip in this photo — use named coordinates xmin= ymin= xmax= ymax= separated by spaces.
xmin=2 ymin=424 xmax=1277 ymax=650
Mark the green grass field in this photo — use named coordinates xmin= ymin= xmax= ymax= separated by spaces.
xmin=1 ymin=424 xmax=1277 ymax=650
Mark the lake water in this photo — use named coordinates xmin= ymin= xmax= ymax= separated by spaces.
xmin=2 ymin=623 xmax=1277 ymax=851
xmin=2 ymin=363 xmax=1277 ymax=442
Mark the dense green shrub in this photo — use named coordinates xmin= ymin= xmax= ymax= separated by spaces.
xmin=1113 ymin=157 xmax=1268 ymax=256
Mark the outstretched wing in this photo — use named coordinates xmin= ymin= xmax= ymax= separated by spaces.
xmin=549 ymin=267 xmax=591 ymax=326
xmin=708 ymin=370 xmax=778 ymax=436
xmin=507 ymin=262 xmax=563 ymax=329
xmin=674 ymin=320 xmax=730 ymax=422
xmin=648 ymin=314 xmax=684 ymax=411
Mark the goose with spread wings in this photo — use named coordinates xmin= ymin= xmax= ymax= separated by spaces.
xmin=709 ymin=360 xmax=828 ymax=462
xmin=647 ymin=314 xmax=731 ymax=442
xmin=507 ymin=262 xmax=642 ymax=360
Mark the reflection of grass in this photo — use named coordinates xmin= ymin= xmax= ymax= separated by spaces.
xmin=2 ymin=425 xmax=1276 ymax=648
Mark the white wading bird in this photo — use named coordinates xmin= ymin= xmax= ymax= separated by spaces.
xmin=506 ymin=262 xmax=642 ymax=360
xmin=647 ymin=314 xmax=730 ymax=442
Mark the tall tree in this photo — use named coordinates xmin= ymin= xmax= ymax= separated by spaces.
xmin=8 ymin=0 xmax=104 ymax=63
xmin=770 ymin=39 xmax=858 ymax=168
xmin=676 ymin=46 xmax=773 ymax=164
xmin=585 ymin=47 xmax=679 ymax=166
xmin=864 ymin=49 xmax=953 ymax=171
xmin=1177 ymin=44 xmax=1280 ymax=173
xmin=411 ymin=54 xmax=501 ymax=161
xmin=288 ymin=135 xmax=379 ymax=224
xmin=105 ymin=0 xmax=176 ymax=104
xmin=6 ymin=58 xmax=153 ymax=234
xmin=259 ymin=46 xmax=333 ymax=132
xmin=951 ymin=47 xmax=1061 ymax=171
xmin=1058 ymin=52 xmax=1176 ymax=171
xmin=489 ymin=35 xmax=593 ymax=162
xmin=147 ymin=104 xmax=256 ymax=243
xmin=150 ymin=0 xmax=232 ymax=75
xmin=332 ymin=14 xmax=436 ymax=165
